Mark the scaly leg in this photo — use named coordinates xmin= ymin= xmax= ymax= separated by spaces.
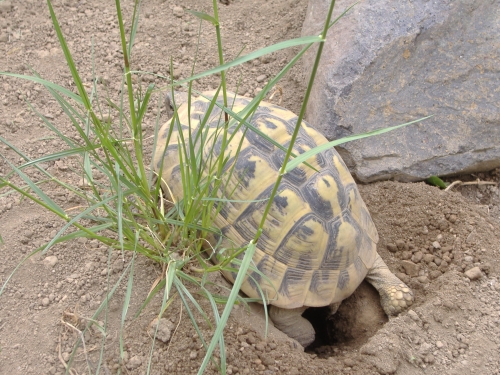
xmin=365 ymin=254 xmax=414 ymax=315
xmin=269 ymin=306 xmax=315 ymax=347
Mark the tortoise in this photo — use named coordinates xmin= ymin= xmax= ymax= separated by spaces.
xmin=153 ymin=91 xmax=414 ymax=347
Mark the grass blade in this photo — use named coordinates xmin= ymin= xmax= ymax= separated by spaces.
xmin=120 ymin=249 xmax=136 ymax=366
xmin=145 ymin=35 xmax=321 ymax=87
xmin=188 ymin=10 xmax=217 ymax=25
xmin=197 ymin=242 xmax=257 ymax=374
xmin=0 ymin=72 xmax=83 ymax=103
xmin=1 ymin=157 xmax=66 ymax=217
xmin=46 ymin=0 xmax=91 ymax=111
xmin=285 ymin=116 xmax=433 ymax=172
xmin=426 ymin=175 xmax=448 ymax=189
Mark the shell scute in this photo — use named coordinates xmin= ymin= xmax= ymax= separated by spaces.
xmin=273 ymin=212 xmax=328 ymax=270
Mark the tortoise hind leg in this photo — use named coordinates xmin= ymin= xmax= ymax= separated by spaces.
xmin=365 ymin=254 xmax=414 ymax=316
xmin=269 ymin=306 xmax=315 ymax=347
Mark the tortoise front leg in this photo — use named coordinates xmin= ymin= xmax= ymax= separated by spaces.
xmin=365 ymin=254 xmax=414 ymax=315
xmin=269 ymin=306 xmax=315 ymax=347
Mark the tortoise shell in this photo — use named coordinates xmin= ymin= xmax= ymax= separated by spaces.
xmin=153 ymin=91 xmax=379 ymax=309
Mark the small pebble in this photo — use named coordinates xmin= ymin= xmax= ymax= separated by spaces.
xmin=112 ymin=259 xmax=124 ymax=273
xmin=78 ymin=178 xmax=89 ymax=187
xmin=55 ymin=161 xmax=68 ymax=171
xmin=423 ymin=254 xmax=434 ymax=263
xmin=401 ymin=251 xmax=411 ymax=260
xmin=43 ymin=256 xmax=58 ymax=268
xmin=84 ymin=262 xmax=94 ymax=272
xmin=436 ymin=341 xmax=444 ymax=348
xmin=173 ymin=6 xmax=184 ymax=17
xmin=466 ymin=231 xmax=477 ymax=244
xmin=259 ymin=353 xmax=274 ymax=366
xmin=443 ymin=300 xmax=455 ymax=309
xmin=429 ymin=270 xmax=442 ymax=280
xmin=411 ymin=251 xmax=423 ymax=263
xmin=386 ymin=243 xmax=398 ymax=253
xmin=126 ymin=355 xmax=142 ymax=370
xmin=149 ymin=318 xmax=174 ymax=343
xmin=395 ymin=239 xmax=405 ymax=249
xmin=344 ymin=358 xmax=355 ymax=367
xmin=437 ymin=220 xmax=448 ymax=230
xmin=256 ymin=74 xmax=267 ymax=83
xmin=42 ymin=298 xmax=50 ymax=307
xmin=464 ymin=266 xmax=482 ymax=280
xmin=417 ymin=276 xmax=429 ymax=283
xmin=401 ymin=260 xmax=419 ymax=277
xmin=255 ymin=343 xmax=266 ymax=352
xmin=425 ymin=354 xmax=435 ymax=363
xmin=407 ymin=310 xmax=419 ymax=321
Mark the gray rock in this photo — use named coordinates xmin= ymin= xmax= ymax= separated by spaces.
xmin=302 ymin=0 xmax=500 ymax=182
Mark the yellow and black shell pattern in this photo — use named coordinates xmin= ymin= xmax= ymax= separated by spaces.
xmin=153 ymin=91 xmax=379 ymax=309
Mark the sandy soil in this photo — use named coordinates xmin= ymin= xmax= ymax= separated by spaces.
xmin=1 ymin=1 xmax=500 ymax=374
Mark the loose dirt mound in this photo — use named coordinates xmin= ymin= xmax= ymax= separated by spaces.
xmin=1 ymin=1 xmax=499 ymax=374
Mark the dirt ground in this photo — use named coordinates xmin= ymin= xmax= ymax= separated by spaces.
xmin=1 ymin=1 xmax=500 ymax=374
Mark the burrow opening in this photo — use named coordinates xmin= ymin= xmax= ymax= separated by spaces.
xmin=303 ymin=281 xmax=389 ymax=354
